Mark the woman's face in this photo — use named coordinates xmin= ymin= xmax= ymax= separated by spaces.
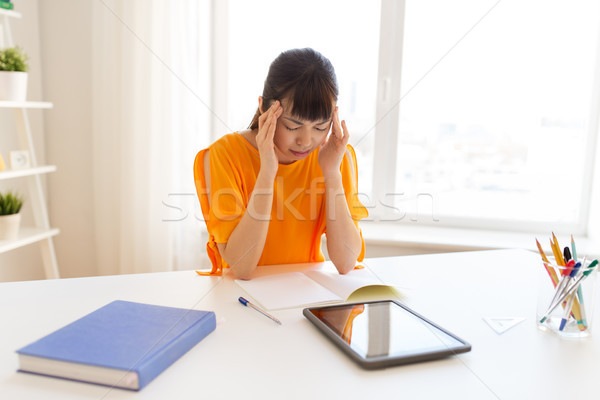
xmin=269 ymin=98 xmax=333 ymax=164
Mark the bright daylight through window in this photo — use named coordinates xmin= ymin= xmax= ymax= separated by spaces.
xmin=394 ymin=0 xmax=599 ymax=232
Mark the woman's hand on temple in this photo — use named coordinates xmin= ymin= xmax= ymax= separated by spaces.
xmin=256 ymin=100 xmax=283 ymax=179
xmin=318 ymin=107 xmax=349 ymax=180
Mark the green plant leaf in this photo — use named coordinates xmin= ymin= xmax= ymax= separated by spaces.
xmin=0 ymin=191 xmax=24 ymax=215
xmin=0 ymin=47 xmax=29 ymax=72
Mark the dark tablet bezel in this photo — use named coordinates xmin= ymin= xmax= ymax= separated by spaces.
xmin=303 ymin=299 xmax=471 ymax=369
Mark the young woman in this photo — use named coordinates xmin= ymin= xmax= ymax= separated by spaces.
xmin=194 ymin=48 xmax=368 ymax=279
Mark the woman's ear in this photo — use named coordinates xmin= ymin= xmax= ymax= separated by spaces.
xmin=258 ymin=96 xmax=264 ymax=114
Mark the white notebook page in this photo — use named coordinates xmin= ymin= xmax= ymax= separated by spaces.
xmin=235 ymin=272 xmax=342 ymax=310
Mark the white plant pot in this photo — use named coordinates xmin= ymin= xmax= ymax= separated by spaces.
xmin=0 ymin=213 xmax=21 ymax=240
xmin=0 ymin=71 xmax=28 ymax=101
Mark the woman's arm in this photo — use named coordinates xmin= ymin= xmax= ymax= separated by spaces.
xmin=216 ymin=170 xmax=274 ymax=280
xmin=319 ymin=108 xmax=362 ymax=274
xmin=324 ymin=167 xmax=363 ymax=274
xmin=217 ymin=102 xmax=283 ymax=279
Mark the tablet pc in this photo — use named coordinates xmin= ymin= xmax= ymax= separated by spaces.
xmin=303 ymin=300 xmax=471 ymax=369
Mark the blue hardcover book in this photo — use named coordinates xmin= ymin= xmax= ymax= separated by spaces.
xmin=16 ymin=300 xmax=216 ymax=391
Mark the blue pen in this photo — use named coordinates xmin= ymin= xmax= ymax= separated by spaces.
xmin=238 ymin=297 xmax=282 ymax=325
xmin=558 ymin=261 xmax=582 ymax=331
xmin=559 ymin=291 xmax=577 ymax=331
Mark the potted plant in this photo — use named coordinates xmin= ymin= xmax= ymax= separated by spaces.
xmin=0 ymin=191 xmax=24 ymax=240
xmin=0 ymin=46 xmax=29 ymax=101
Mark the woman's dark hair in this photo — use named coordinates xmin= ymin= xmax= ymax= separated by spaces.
xmin=249 ymin=48 xmax=338 ymax=130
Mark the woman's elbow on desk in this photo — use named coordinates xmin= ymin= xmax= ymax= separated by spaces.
xmin=216 ymin=242 xmax=257 ymax=280
xmin=225 ymin=260 xmax=257 ymax=280
xmin=327 ymin=241 xmax=361 ymax=273
xmin=332 ymin=258 xmax=358 ymax=275
xmin=231 ymin=267 xmax=255 ymax=280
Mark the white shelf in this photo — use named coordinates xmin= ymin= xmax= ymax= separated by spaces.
xmin=0 ymin=7 xmax=60 ymax=279
xmin=0 ymin=101 xmax=53 ymax=109
xmin=0 ymin=227 xmax=59 ymax=254
xmin=0 ymin=165 xmax=56 ymax=180
xmin=0 ymin=9 xmax=21 ymax=19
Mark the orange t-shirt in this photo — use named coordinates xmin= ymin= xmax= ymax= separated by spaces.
xmin=194 ymin=132 xmax=368 ymax=274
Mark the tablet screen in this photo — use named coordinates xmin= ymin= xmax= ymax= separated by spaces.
xmin=304 ymin=300 xmax=470 ymax=367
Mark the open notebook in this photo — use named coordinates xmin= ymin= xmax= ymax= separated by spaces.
xmin=235 ymin=267 xmax=396 ymax=310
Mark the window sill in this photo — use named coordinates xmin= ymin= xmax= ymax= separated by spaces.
xmin=360 ymin=221 xmax=600 ymax=259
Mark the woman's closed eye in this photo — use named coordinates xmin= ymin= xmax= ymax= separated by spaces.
xmin=284 ymin=124 xmax=328 ymax=132
xmin=284 ymin=124 xmax=301 ymax=131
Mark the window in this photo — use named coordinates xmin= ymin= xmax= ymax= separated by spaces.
xmin=380 ymin=0 xmax=600 ymax=233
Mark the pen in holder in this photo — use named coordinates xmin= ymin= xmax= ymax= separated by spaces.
xmin=536 ymin=256 xmax=598 ymax=338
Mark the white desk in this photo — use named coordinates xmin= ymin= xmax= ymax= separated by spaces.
xmin=1 ymin=249 xmax=598 ymax=399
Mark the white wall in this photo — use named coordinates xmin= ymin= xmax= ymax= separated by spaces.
xmin=39 ymin=0 xmax=96 ymax=279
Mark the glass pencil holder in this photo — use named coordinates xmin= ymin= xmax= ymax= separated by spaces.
xmin=536 ymin=257 xmax=597 ymax=338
